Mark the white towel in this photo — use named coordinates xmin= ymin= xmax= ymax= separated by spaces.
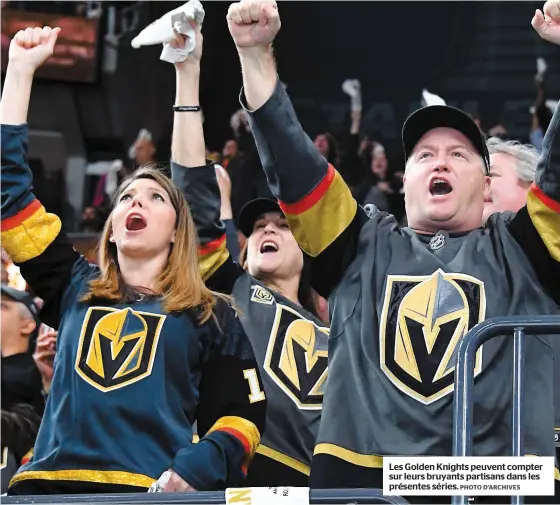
xmin=421 ymin=89 xmax=446 ymax=107
xmin=536 ymin=57 xmax=547 ymax=82
xmin=131 ymin=0 xmax=205 ymax=64
xmin=342 ymin=79 xmax=362 ymax=111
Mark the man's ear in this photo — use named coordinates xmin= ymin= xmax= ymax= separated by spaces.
xmin=483 ymin=175 xmax=491 ymax=200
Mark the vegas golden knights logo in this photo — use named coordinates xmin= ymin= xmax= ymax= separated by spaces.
xmin=379 ymin=270 xmax=486 ymax=405
xmin=264 ymin=304 xmax=329 ymax=410
xmin=250 ymin=285 xmax=275 ymax=305
xmin=75 ymin=307 xmax=166 ymax=392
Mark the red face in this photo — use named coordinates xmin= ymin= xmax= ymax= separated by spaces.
xmin=403 ymin=127 xmax=490 ymax=233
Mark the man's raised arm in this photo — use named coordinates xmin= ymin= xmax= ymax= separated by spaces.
xmin=227 ymin=0 xmax=369 ymax=298
xmin=509 ymin=1 xmax=560 ymax=305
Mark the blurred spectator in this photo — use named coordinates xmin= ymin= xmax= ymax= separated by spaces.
xmin=1 ymin=262 xmax=9 ymax=284
xmin=530 ymin=79 xmax=554 ymax=152
xmin=483 ymin=137 xmax=539 ymax=221
xmin=353 ymin=142 xmax=404 ymax=218
xmin=1 ymin=404 xmax=41 ymax=494
xmin=225 ymin=110 xmax=273 ymax=221
xmin=1 ymin=285 xmax=44 ymax=417
xmin=220 ymin=139 xmax=238 ymax=169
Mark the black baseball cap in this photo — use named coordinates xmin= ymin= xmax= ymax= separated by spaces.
xmin=237 ymin=198 xmax=283 ymax=237
xmin=1 ymin=284 xmax=40 ymax=323
xmin=402 ymin=105 xmax=490 ymax=175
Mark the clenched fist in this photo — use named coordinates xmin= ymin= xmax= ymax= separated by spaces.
xmin=8 ymin=26 xmax=61 ymax=73
xmin=532 ymin=0 xmax=560 ymax=45
xmin=227 ymin=0 xmax=281 ymax=49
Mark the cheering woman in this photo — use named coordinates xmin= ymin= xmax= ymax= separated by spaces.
xmin=167 ymin=26 xmax=328 ymax=486
xmin=2 ymin=26 xmax=265 ymax=495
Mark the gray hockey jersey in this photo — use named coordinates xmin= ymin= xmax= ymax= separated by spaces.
xmin=243 ymin=79 xmax=560 ymax=487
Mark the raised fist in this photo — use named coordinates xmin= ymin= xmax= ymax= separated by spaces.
xmin=532 ymin=0 xmax=560 ymax=45
xmin=227 ymin=0 xmax=281 ymax=49
xmin=169 ymin=20 xmax=203 ymax=71
xmin=8 ymin=26 xmax=61 ymax=73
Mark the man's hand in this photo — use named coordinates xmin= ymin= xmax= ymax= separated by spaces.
xmin=33 ymin=329 xmax=57 ymax=394
xmin=8 ymin=26 xmax=61 ymax=75
xmin=227 ymin=0 xmax=281 ymax=50
xmin=532 ymin=0 xmax=560 ymax=45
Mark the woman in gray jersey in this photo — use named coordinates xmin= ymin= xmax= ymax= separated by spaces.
xmin=165 ymin=27 xmax=328 ymax=486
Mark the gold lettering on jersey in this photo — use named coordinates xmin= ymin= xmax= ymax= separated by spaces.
xmin=379 ymin=269 xmax=486 ymax=405
xmin=250 ymin=285 xmax=275 ymax=305
xmin=264 ymin=304 xmax=329 ymax=410
xmin=75 ymin=307 xmax=166 ymax=392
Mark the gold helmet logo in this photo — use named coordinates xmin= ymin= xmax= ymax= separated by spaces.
xmin=86 ymin=309 xmax=148 ymax=380
xmin=75 ymin=307 xmax=166 ymax=392
xmin=264 ymin=304 xmax=329 ymax=410
xmin=380 ymin=269 xmax=485 ymax=404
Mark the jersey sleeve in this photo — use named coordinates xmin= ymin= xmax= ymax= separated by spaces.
xmin=240 ymin=79 xmax=370 ymax=298
xmin=508 ymin=100 xmax=560 ymax=305
xmin=171 ymin=160 xmax=242 ymax=295
xmin=170 ymin=301 xmax=266 ymax=490
xmin=1 ymin=124 xmax=93 ymax=328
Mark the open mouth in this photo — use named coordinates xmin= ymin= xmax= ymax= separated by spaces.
xmin=260 ymin=240 xmax=279 ymax=254
xmin=125 ymin=213 xmax=147 ymax=231
xmin=429 ymin=178 xmax=453 ymax=196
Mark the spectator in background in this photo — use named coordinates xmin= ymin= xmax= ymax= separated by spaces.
xmin=1 ymin=262 xmax=9 ymax=284
xmin=225 ymin=109 xmax=273 ymax=220
xmin=483 ymin=137 xmax=539 ymax=221
xmin=128 ymin=128 xmax=156 ymax=167
xmin=1 ymin=404 xmax=41 ymax=495
xmin=314 ymin=81 xmax=363 ymax=188
xmin=1 ymin=285 xmax=44 ymax=418
xmin=531 ymin=71 xmax=554 ymax=152
xmin=354 ymin=142 xmax=404 ymax=219
xmin=220 ymin=139 xmax=238 ymax=170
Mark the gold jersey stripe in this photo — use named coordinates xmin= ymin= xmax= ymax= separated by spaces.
xmin=199 ymin=235 xmax=229 ymax=281
xmin=527 ymin=186 xmax=560 ymax=262
xmin=314 ymin=443 xmax=383 ymax=468
xmin=1 ymin=204 xmax=61 ymax=263
xmin=10 ymin=469 xmax=154 ymax=488
xmin=256 ymin=444 xmax=310 ymax=476
xmin=280 ymin=167 xmax=357 ymax=257
xmin=207 ymin=415 xmax=261 ymax=459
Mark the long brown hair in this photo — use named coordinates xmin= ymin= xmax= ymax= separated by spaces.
xmin=81 ymin=166 xmax=218 ymax=324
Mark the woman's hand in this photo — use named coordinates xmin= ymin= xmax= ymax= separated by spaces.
xmin=162 ymin=471 xmax=196 ymax=492
xmin=148 ymin=470 xmax=197 ymax=493
xmin=172 ymin=21 xmax=202 ymax=74
xmin=8 ymin=26 xmax=61 ymax=76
